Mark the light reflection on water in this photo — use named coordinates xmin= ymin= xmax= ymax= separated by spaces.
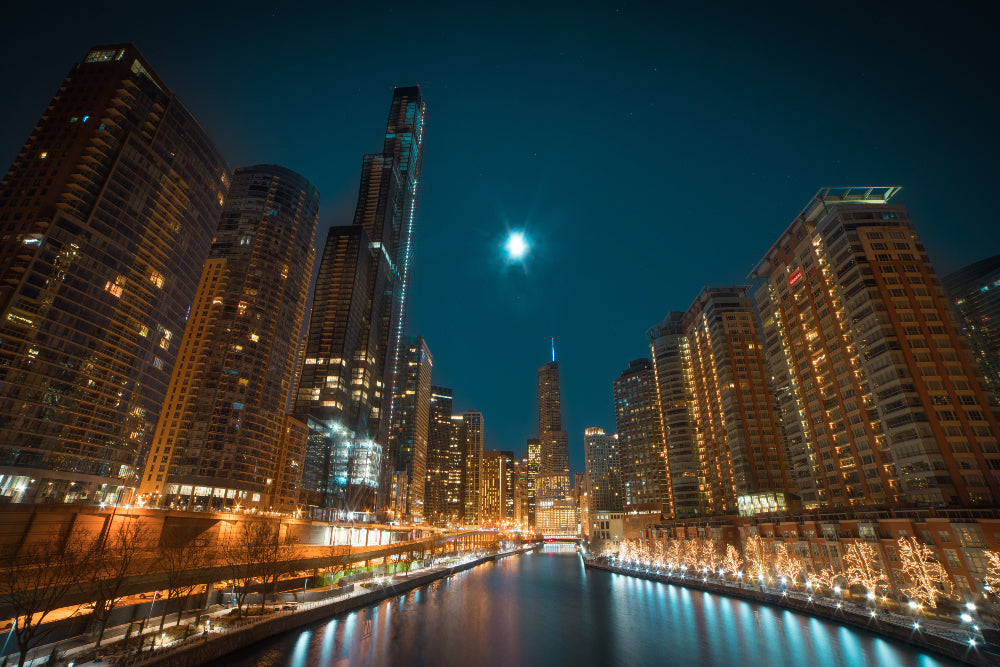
xmin=219 ymin=546 xmax=962 ymax=667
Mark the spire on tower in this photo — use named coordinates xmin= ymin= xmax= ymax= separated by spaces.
xmin=551 ymin=337 xmax=556 ymax=363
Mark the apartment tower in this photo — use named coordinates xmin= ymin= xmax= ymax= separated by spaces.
xmin=137 ymin=164 xmax=318 ymax=512
xmin=0 ymin=44 xmax=229 ymax=503
xmin=750 ymin=187 xmax=1000 ymax=508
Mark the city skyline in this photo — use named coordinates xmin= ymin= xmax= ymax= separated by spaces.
xmin=2 ymin=4 xmax=999 ymax=473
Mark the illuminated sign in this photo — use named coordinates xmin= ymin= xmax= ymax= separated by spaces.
xmin=789 ymin=269 xmax=803 ymax=285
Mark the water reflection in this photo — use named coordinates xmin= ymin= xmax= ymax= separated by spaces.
xmin=221 ymin=546 xmax=960 ymax=667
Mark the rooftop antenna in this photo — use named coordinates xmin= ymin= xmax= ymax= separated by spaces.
xmin=551 ymin=337 xmax=556 ymax=363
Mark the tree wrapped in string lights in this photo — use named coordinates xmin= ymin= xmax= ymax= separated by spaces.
xmin=983 ymin=550 xmax=1000 ymax=599
xmin=699 ymin=537 xmax=720 ymax=574
xmin=897 ymin=536 xmax=954 ymax=609
xmin=744 ymin=535 xmax=768 ymax=582
xmin=775 ymin=543 xmax=804 ymax=589
xmin=722 ymin=544 xmax=743 ymax=580
xmin=843 ymin=541 xmax=888 ymax=602
xmin=666 ymin=539 xmax=682 ymax=570
xmin=811 ymin=566 xmax=844 ymax=597
xmin=682 ymin=539 xmax=700 ymax=570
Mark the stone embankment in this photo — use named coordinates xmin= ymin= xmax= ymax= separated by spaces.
xmin=584 ymin=558 xmax=999 ymax=667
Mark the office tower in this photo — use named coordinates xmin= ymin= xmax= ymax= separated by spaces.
xmin=460 ymin=410 xmax=484 ymax=525
xmin=137 ymin=164 xmax=318 ymax=511
xmin=0 ymin=44 xmax=229 ymax=504
xmin=537 ymin=360 xmax=570 ymax=500
xmin=750 ymin=187 xmax=1000 ymax=507
xmin=388 ymin=336 xmax=432 ymax=522
xmin=613 ymin=359 xmax=673 ymax=518
xmin=296 ymin=86 xmax=426 ymax=511
xmin=944 ymin=255 xmax=1000 ymax=405
xmin=480 ymin=450 xmax=513 ymax=526
xmin=424 ymin=386 xmax=461 ymax=525
xmin=584 ymin=427 xmax=623 ymax=512
xmin=525 ymin=437 xmax=540 ymax=527
xmin=574 ymin=471 xmax=590 ymax=537
xmin=668 ymin=287 xmax=794 ymax=516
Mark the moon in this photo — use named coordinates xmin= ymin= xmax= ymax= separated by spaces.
xmin=504 ymin=230 xmax=529 ymax=262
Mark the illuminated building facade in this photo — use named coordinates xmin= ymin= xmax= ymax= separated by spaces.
xmin=0 ymin=44 xmax=229 ymax=504
xmin=388 ymin=336 xmax=432 ymax=522
xmin=480 ymin=450 xmax=513 ymax=527
xmin=537 ymin=360 xmax=570 ymax=500
xmin=613 ymin=359 xmax=673 ymax=519
xmin=295 ymin=86 xmax=426 ymax=510
xmin=676 ymin=287 xmax=794 ymax=516
xmin=944 ymin=255 xmax=1000 ymax=405
xmin=525 ymin=437 xmax=540 ymax=527
xmin=584 ymin=427 xmax=623 ymax=512
xmin=424 ymin=386 xmax=461 ymax=525
xmin=137 ymin=164 xmax=318 ymax=512
xmin=750 ymin=187 xmax=1000 ymax=508
xmin=460 ymin=411 xmax=484 ymax=525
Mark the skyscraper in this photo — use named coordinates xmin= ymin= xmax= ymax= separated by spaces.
xmin=388 ymin=336 xmax=433 ymax=522
xmin=480 ymin=450 xmax=514 ymax=527
xmin=750 ymin=187 xmax=1000 ymax=507
xmin=137 ymin=165 xmax=318 ymax=512
xmin=537 ymin=359 xmax=569 ymax=500
xmin=525 ymin=437 xmax=540 ymax=527
xmin=0 ymin=44 xmax=229 ymax=504
xmin=460 ymin=410 xmax=484 ymax=525
xmin=944 ymin=255 xmax=1000 ymax=405
xmin=583 ymin=427 xmax=623 ymax=513
xmin=295 ymin=86 xmax=426 ymax=511
xmin=613 ymin=359 xmax=673 ymax=519
xmin=424 ymin=386 xmax=460 ymax=526
xmin=672 ymin=286 xmax=793 ymax=516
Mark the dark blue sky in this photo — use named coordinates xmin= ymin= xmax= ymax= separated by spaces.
xmin=3 ymin=1 xmax=998 ymax=474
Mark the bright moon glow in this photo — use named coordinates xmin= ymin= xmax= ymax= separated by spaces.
xmin=504 ymin=231 xmax=529 ymax=261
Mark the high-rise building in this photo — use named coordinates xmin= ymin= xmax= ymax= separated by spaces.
xmin=480 ymin=450 xmax=513 ymax=527
xmin=388 ymin=336 xmax=432 ymax=522
xmin=672 ymin=286 xmax=794 ymax=516
xmin=613 ymin=359 xmax=673 ymax=520
xmin=646 ymin=316 xmax=702 ymax=519
xmin=424 ymin=386 xmax=461 ymax=526
xmin=583 ymin=427 xmax=623 ymax=513
xmin=750 ymin=187 xmax=1000 ymax=507
xmin=944 ymin=255 xmax=1000 ymax=405
xmin=460 ymin=410 xmax=484 ymax=525
xmin=537 ymin=360 xmax=569 ymax=500
xmin=0 ymin=44 xmax=229 ymax=504
xmin=295 ymin=86 xmax=426 ymax=511
xmin=525 ymin=437 xmax=540 ymax=527
xmin=137 ymin=165 xmax=318 ymax=512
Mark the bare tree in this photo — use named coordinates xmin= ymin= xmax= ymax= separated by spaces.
xmin=0 ymin=538 xmax=93 ymax=667
xmin=222 ymin=519 xmax=297 ymax=616
xmin=159 ymin=537 xmax=211 ymax=633
xmin=90 ymin=519 xmax=149 ymax=649
xmin=744 ymin=535 xmax=768 ymax=581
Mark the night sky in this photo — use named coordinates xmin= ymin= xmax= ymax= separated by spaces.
xmin=3 ymin=2 xmax=998 ymax=474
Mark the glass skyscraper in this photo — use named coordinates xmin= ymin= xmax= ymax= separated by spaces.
xmin=0 ymin=44 xmax=229 ymax=504
xmin=296 ymin=87 xmax=426 ymax=512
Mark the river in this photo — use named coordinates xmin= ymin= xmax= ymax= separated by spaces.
xmin=220 ymin=544 xmax=959 ymax=666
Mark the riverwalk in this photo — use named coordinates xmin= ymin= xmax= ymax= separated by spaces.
xmin=56 ymin=546 xmax=535 ymax=667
